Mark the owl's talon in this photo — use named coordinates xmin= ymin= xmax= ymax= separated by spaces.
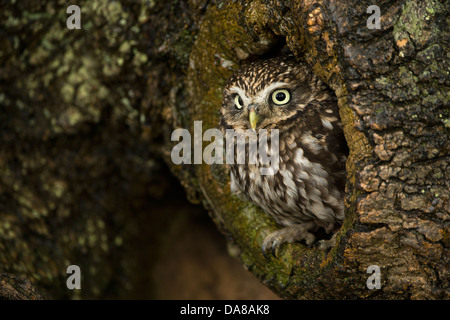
xmin=262 ymin=228 xmax=334 ymax=258
xmin=272 ymin=239 xmax=280 ymax=257
xmin=261 ymin=222 xmax=317 ymax=258
xmin=261 ymin=235 xmax=282 ymax=258
xmin=261 ymin=243 xmax=268 ymax=258
xmin=315 ymin=233 xmax=337 ymax=251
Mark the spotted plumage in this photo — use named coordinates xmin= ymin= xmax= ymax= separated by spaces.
xmin=219 ymin=55 xmax=348 ymax=255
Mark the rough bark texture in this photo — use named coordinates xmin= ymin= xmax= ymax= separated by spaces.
xmin=0 ymin=273 xmax=48 ymax=300
xmin=0 ymin=0 xmax=448 ymax=299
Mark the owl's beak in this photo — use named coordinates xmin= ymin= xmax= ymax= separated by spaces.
xmin=249 ymin=105 xmax=259 ymax=131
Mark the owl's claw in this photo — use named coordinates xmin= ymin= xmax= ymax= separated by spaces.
xmin=261 ymin=237 xmax=277 ymax=258
xmin=314 ymin=233 xmax=337 ymax=251
xmin=262 ymin=236 xmax=282 ymax=258
xmin=271 ymin=238 xmax=281 ymax=257
xmin=261 ymin=222 xmax=317 ymax=258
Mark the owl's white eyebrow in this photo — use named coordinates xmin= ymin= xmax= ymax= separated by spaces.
xmin=229 ymin=87 xmax=247 ymax=96
xmin=228 ymin=87 xmax=251 ymax=104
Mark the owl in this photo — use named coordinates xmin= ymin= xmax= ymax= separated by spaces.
xmin=219 ymin=55 xmax=348 ymax=256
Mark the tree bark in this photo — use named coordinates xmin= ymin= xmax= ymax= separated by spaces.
xmin=166 ymin=0 xmax=450 ymax=299
xmin=0 ymin=273 xmax=48 ymax=300
xmin=0 ymin=0 xmax=448 ymax=299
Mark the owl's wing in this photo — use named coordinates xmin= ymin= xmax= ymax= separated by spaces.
xmin=301 ymin=98 xmax=348 ymax=191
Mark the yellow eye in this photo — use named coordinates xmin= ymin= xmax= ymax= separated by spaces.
xmin=234 ymin=95 xmax=244 ymax=109
xmin=271 ymin=89 xmax=290 ymax=105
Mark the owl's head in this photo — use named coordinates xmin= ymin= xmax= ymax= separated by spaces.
xmin=220 ymin=55 xmax=325 ymax=132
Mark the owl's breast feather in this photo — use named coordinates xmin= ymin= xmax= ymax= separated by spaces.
xmin=229 ymin=130 xmax=345 ymax=227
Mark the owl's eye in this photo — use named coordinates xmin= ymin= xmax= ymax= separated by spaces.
xmin=271 ymin=89 xmax=290 ymax=105
xmin=234 ymin=95 xmax=244 ymax=110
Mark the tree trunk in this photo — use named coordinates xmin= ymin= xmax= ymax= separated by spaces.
xmin=0 ymin=273 xmax=48 ymax=300
xmin=0 ymin=0 xmax=448 ymax=299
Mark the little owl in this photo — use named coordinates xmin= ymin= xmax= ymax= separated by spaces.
xmin=219 ymin=55 xmax=348 ymax=256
